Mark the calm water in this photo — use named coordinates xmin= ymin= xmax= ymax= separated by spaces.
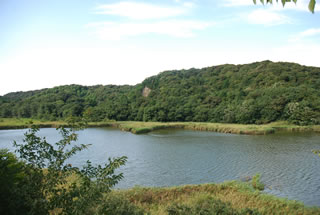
xmin=1 ymin=128 xmax=320 ymax=206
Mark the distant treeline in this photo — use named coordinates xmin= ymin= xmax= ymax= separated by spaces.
xmin=1 ymin=61 xmax=320 ymax=125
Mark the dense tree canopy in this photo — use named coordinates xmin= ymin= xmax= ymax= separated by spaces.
xmin=1 ymin=61 xmax=319 ymax=125
xmin=254 ymin=0 xmax=317 ymax=13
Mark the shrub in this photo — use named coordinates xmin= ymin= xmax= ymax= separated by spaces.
xmin=167 ymin=195 xmax=262 ymax=215
xmin=11 ymin=125 xmax=127 ymax=214
xmin=251 ymin=174 xmax=265 ymax=191
xmin=97 ymin=194 xmax=144 ymax=215
xmin=0 ymin=149 xmax=30 ymax=214
xmin=193 ymin=197 xmax=237 ymax=214
xmin=167 ymin=203 xmax=192 ymax=215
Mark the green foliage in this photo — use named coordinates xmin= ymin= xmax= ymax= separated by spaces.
xmin=96 ymin=194 xmax=144 ymax=215
xmin=285 ymin=102 xmax=320 ymax=125
xmin=251 ymin=174 xmax=265 ymax=191
xmin=253 ymin=0 xmax=316 ymax=13
xmin=0 ymin=149 xmax=31 ymax=214
xmin=11 ymin=125 xmax=127 ymax=214
xmin=83 ymin=106 xmax=107 ymax=122
xmin=167 ymin=195 xmax=261 ymax=215
xmin=309 ymin=0 xmax=316 ymax=12
xmin=1 ymin=61 xmax=320 ymax=126
xmin=312 ymin=149 xmax=320 ymax=157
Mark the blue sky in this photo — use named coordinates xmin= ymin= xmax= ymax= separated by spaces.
xmin=0 ymin=0 xmax=319 ymax=95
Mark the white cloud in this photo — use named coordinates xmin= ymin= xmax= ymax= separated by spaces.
xmin=289 ymin=28 xmax=320 ymax=42
xmin=86 ymin=20 xmax=212 ymax=40
xmin=88 ymin=1 xmax=208 ymax=40
xmin=300 ymin=28 xmax=320 ymax=37
xmin=247 ymin=9 xmax=291 ymax=26
xmin=183 ymin=2 xmax=195 ymax=8
xmin=224 ymin=1 xmax=294 ymax=26
xmin=94 ymin=2 xmax=187 ymax=20
xmin=223 ymin=0 xmax=253 ymax=7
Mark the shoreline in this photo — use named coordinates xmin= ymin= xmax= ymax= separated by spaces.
xmin=1 ymin=118 xmax=320 ymax=135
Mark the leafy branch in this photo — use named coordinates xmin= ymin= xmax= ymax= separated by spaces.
xmin=253 ymin=0 xmax=317 ymax=13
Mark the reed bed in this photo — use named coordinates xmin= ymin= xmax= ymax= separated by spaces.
xmin=1 ymin=118 xmax=319 ymax=135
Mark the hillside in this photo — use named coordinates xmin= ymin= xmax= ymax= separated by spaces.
xmin=1 ymin=61 xmax=320 ymax=125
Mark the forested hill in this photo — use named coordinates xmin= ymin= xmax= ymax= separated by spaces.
xmin=1 ymin=61 xmax=320 ymax=125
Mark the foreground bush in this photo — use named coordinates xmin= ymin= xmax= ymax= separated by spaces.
xmin=0 ymin=149 xmax=30 ymax=214
xmin=2 ymin=125 xmax=127 ymax=215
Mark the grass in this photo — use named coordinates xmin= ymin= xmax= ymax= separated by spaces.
xmin=111 ymin=121 xmax=320 ymax=135
xmin=1 ymin=118 xmax=320 ymax=135
xmin=0 ymin=118 xmax=66 ymax=129
xmin=103 ymin=181 xmax=320 ymax=215
xmin=0 ymin=118 xmax=112 ymax=130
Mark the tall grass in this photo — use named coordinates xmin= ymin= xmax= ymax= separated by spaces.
xmin=1 ymin=118 xmax=319 ymax=135
xmin=101 ymin=181 xmax=319 ymax=214
xmin=0 ymin=118 xmax=65 ymax=129
xmin=112 ymin=121 xmax=320 ymax=135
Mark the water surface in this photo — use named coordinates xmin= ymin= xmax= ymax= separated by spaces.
xmin=1 ymin=128 xmax=320 ymax=206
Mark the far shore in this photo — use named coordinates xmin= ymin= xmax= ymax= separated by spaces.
xmin=1 ymin=118 xmax=320 ymax=135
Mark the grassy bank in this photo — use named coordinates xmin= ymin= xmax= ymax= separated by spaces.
xmin=103 ymin=181 xmax=319 ymax=215
xmin=112 ymin=121 xmax=320 ymax=135
xmin=0 ymin=118 xmax=113 ymax=130
xmin=1 ymin=118 xmax=320 ymax=135
xmin=0 ymin=118 xmax=67 ymax=129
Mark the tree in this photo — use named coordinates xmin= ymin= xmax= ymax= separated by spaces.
xmin=1 ymin=62 xmax=319 ymax=125
xmin=253 ymin=0 xmax=317 ymax=13
xmin=7 ymin=124 xmax=127 ymax=214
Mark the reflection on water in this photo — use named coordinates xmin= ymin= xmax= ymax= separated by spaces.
xmin=1 ymin=128 xmax=320 ymax=206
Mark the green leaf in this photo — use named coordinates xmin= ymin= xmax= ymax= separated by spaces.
xmin=253 ymin=0 xmax=257 ymax=4
xmin=309 ymin=0 xmax=316 ymax=13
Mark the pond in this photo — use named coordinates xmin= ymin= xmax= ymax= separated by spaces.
xmin=1 ymin=127 xmax=320 ymax=206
